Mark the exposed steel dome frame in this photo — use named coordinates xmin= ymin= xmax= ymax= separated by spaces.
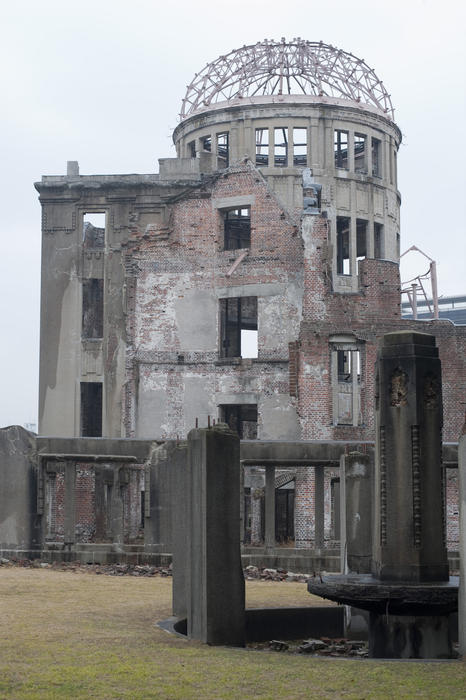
xmin=180 ymin=38 xmax=394 ymax=120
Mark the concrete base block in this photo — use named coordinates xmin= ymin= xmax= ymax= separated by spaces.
xmin=369 ymin=613 xmax=453 ymax=659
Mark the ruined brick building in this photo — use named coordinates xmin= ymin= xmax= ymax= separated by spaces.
xmin=35 ymin=40 xmax=465 ymax=555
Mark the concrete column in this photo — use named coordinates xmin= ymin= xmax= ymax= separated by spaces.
xmin=459 ymin=427 xmax=466 ymax=656
xmin=314 ymin=467 xmax=324 ymax=549
xmin=64 ymin=462 xmax=76 ymax=546
xmin=186 ymin=425 xmax=245 ymax=646
xmin=349 ymin=214 xmax=356 ymax=278
xmin=166 ymin=442 xmax=190 ymax=618
xmin=0 ymin=427 xmax=39 ymax=552
xmin=269 ymin=127 xmax=275 ymax=168
xmin=307 ymin=123 xmax=312 ymax=168
xmin=340 ymin=452 xmax=372 ymax=574
xmin=265 ymin=465 xmax=276 ymax=551
xmin=331 ymin=349 xmax=339 ymax=426
xmin=348 ymin=131 xmax=355 ymax=172
xmin=111 ymin=469 xmax=125 ymax=550
xmin=352 ymin=350 xmax=359 ymax=427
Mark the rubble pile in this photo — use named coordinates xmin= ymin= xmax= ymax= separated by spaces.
xmin=250 ymin=637 xmax=368 ymax=657
xmin=0 ymin=558 xmax=316 ymax=582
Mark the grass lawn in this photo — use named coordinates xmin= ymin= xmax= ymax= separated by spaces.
xmin=0 ymin=566 xmax=463 ymax=699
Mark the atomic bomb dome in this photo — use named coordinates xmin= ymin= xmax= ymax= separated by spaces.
xmin=180 ymin=38 xmax=394 ymax=120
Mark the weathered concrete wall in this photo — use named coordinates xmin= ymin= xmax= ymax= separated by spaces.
xmin=126 ymin=163 xmax=303 ymax=441
xmin=0 ymin=427 xmax=39 ymax=550
xmin=459 ymin=426 xmax=466 ymax=656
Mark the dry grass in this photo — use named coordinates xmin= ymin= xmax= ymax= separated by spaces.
xmin=0 ymin=566 xmax=463 ymax=699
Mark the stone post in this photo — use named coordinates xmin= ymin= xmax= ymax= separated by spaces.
xmin=342 ymin=453 xmax=372 ymax=574
xmin=372 ymin=331 xmax=449 ymax=582
xmin=186 ymin=424 xmax=245 ymax=646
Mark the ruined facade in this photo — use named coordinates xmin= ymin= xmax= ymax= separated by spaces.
xmin=35 ymin=40 xmax=465 ymax=554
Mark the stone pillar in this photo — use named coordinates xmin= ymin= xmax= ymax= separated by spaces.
xmin=186 ymin=424 xmax=245 ymax=646
xmin=314 ymin=467 xmax=325 ymax=549
xmin=372 ymin=331 xmax=449 ymax=583
xmin=146 ymin=441 xmax=189 ymax=618
xmin=64 ymin=462 xmax=76 ymax=546
xmin=340 ymin=453 xmax=372 ymax=574
xmin=110 ymin=468 xmax=125 ymax=551
xmin=0 ymin=426 xmax=39 ymax=553
xmin=264 ymin=465 xmax=276 ymax=551
xmin=459 ymin=425 xmax=466 ymax=657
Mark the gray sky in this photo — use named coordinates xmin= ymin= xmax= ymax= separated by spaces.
xmin=1 ymin=0 xmax=465 ymax=429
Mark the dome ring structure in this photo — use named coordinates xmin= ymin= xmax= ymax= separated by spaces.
xmin=180 ymin=38 xmax=394 ymax=121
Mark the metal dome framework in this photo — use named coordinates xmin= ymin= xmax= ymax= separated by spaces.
xmin=181 ymin=39 xmax=394 ymax=120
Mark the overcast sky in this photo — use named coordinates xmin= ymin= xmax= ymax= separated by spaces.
xmin=1 ymin=0 xmax=465 ymax=429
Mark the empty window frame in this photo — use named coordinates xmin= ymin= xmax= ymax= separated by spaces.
xmin=219 ymin=297 xmax=258 ymax=358
xmin=336 ymin=217 xmax=350 ymax=275
xmin=255 ymin=128 xmax=269 ymax=166
xmin=220 ymin=404 xmax=257 ymax=439
xmin=334 ymin=130 xmax=348 ymax=169
xmin=293 ymin=127 xmax=307 ymax=166
xmin=224 ymin=208 xmax=251 ymax=250
xmin=82 ymin=278 xmax=103 ymax=339
xmin=202 ymin=135 xmax=212 ymax=152
xmin=354 ymin=133 xmax=367 ymax=172
xmin=274 ymin=127 xmax=288 ymax=167
xmin=83 ymin=212 xmax=105 ymax=248
xmin=216 ymin=132 xmax=229 ymax=166
xmin=372 ymin=138 xmax=381 ymax=176
xmin=356 ymin=219 xmax=368 ymax=262
xmin=374 ymin=222 xmax=384 ymax=259
xmin=188 ymin=140 xmax=196 ymax=158
xmin=80 ymin=382 xmax=102 ymax=437
xmin=335 ymin=347 xmax=361 ymax=426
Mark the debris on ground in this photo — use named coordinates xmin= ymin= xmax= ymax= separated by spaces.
xmin=249 ymin=637 xmax=369 ymax=657
xmin=1 ymin=559 xmax=316 ymax=582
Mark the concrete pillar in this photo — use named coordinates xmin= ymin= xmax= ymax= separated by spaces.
xmin=0 ymin=426 xmax=39 ymax=552
xmin=186 ymin=425 xmax=245 ymax=646
xmin=64 ymin=462 xmax=76 ymax=546
xmin=144 ymin=441 xmax=189 ymax=618
xmin=459 ymin=426 xmax=466 ymax=656
xmin=314 ymin=467 xmax=324 ymax=549
xmin=111 ymin=468 xmax=125 ymax=550
xmin=264 ymin=465 xmax=276 ymax=551
xmin=339 ymin=452 xmax=372 ymax=574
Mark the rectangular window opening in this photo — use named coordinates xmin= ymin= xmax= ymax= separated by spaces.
xmin=216 ymin=132 xmax=229 ymax=166
xmin=255 ymin=128 xmax=269 ymax=166
xmin=80 ymin=382 xmax=102 ymax=437
xmin=334 ymin=130 xmax=348 ymax=169
xmin=82 ymin=278 xmax=103 ymax=339
xmin=354 ymin=133 xmax=367 ymax=173
xmin=188 ymin=140 xmax=196 ymax=158
xmin=293 ymin=127 xmax=307 ymax=166
xmin=372 ymin=138 xmax=381 ymax=177
xmin=202 ymin=135 xmax=212 ymax=152
xmin=224 ymin=207 xmax=251 ymax=250
xmin=356 ymin=219 xmax=367 ymax=261
xmin=374 ymin=222 xmax=384 ymax=259
xmin=336 ymin=348 xmax=361 ymax=425
xmin=83 ymin=212 xmax=105 ymax=248
xmin=336 ymin=217 xmax=350 ymax=275
xmin=274 ymin=127 xmax=288 ymax=167
xmin=220 ymin=296 xmax=257 ymax=358
xmin=220 ymin=404 xmax=257 ymax=439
